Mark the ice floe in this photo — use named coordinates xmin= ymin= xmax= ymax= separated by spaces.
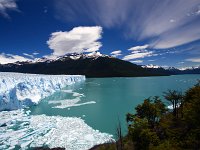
xmin=0 ymin=110 xmax=114 ymax=150
xmin=48 ymin=98 xmax=96 ymax=109
xmin=47 ymin=89 xmax=95 ymax=109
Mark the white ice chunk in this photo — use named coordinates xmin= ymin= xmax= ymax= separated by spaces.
xmin=49 ymin=98 xmax=96 ymax=109
xmin=72 ymin=92 xmax=85 ymax=97
xmin=0 ymin=110 xmax=114 ymax=150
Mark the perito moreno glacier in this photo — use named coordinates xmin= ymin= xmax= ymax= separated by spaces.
xmin=0 ymin=72 xmax=114 ymax=150
xmin=0 ymin=72 xmax=85 ymax=111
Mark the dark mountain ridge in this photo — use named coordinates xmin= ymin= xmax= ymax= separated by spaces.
xmin=0 ymin=54 xmax=167 ymax=78
xmin=142 ymin=65 xmax=200 ymax=75
xmin=0 ymin=53 xmax=199 ymax=77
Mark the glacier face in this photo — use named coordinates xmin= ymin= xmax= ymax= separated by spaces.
xmin=0 ymin=72 xmax=85 ymax=111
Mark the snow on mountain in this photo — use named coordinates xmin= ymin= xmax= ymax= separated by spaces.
xmin=179 ymin=66 xmax=200 ymax=71
xmin=87 ymin=52 xmax=102 ymax=58
xmin=31 ymin=52 xmax=108 ymax=64
xmin=0 ymin=72 xmax=85 ymax=111
xmin=142 ymin=64 xmax=161 ymax=69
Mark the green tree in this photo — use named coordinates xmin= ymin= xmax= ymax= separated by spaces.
xmin=182 ymin=81 xmax=200 ymax=148
xmin=126 ymin=97 xmax=166 ymax=149
xmin=134 ymin=97 xmax=166 ymax=127
xmin=128 ymin=116 xmax=159 ymax=149
xmin=163 ymin=90 xmax=183 ymax=118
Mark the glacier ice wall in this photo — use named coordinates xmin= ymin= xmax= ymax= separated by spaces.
xmin=0 ymin=72 xmax=85 ymax=111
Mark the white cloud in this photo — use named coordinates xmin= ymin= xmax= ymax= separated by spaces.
xmin=178 ymin=61 xmax=185 ymax=64
xmin=23 ymin=52 xmax=40 ymax=59
xmin=23 ymin=53 xmax=34 ymax=59
xmin=148 ymin=59 xmax=156 ymax=62
xmin=43 ymin=54 xmax=57 ymax=60
xmin=170 ymin=19 xmax=176 ymax=23
xmin=0 ymin=0 xmax=18 ymax=18
xmin=54 ymin=0 xmax=130 ymax=28
xmin=129 ymin=0 xmax=200 ymax=49
xmin=110 ymin=50 xmax=121 ymax=55
xmin=123 ymin=45 xmax=157 ymax=61
xmin=33 ymin=52 xmax=39 ymax=55
xmin=123 ymin=51 xmax=154 ymax=61
xmin=151 ymin=21 xmax=200 ymax=49
xmin=54 ymin=0 xmax=200 ymax=49
xmin=131 ymin=60 xmax=143 ymax=63
xmin=128 ymin=45 xmax=149 ymax=51
xmin=110 ymin=50 xmax=122 ymax=57
xmin=47 ymin=26 xmax=103 ymax=56
xmin=186 ymin=58 xmax=200 ymax=63
xmin=0 ymin=53 xmax=31 ymax=64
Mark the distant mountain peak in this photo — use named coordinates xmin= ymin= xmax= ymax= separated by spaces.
xmin=142 ymin=64 xmax=161 ymax=69
xmin=0 ymin=53 xmax=164 ymax=77
xmin=31 ymin=52 xmax=110 ymax=63
xmin=179 ymin=66 xmax=200 ymax=71
xmin=0 ymin=54 xmax=199 ymax=77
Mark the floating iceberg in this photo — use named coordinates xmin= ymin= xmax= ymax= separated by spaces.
xmin=0 ymin=72 xmax=85 ymax=111
xmin=0 ymin=110 xmax=114 ymax=150
xmin=49 ymin=98 xmax=96 ymax=109
xmin=48 ymin=89 xmax=96 ymax=109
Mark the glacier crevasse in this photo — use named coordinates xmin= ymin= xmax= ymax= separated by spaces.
xmin=0 ymin=72 xmax=85 ymax=111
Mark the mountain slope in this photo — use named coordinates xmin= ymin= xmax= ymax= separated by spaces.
xmin=0 ymin=54 xmax=167 ymax=77
xmin=142 ymin=65 xmax=200 ymax=75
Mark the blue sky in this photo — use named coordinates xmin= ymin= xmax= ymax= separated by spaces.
xmin=0 ymin=0 xmax=200 ymax=68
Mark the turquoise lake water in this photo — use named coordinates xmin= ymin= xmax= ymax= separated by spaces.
xmin=30 ymin=75 xmax=200 ymax=136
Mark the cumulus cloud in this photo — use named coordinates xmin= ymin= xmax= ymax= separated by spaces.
xmin=54 ymin=0 xmax=200 ymax=49
xmin=110 ymin=50 xmax=122 ymax=57
xmin=0 ymin=0 xmax=18 ymax=18
xmin=47 ymin=26 xmax=103 ymax=56
xmin=186 ymin=58 xmax=200 ymax=63
xmin=0 ymin=53 xmax=31 ymax=64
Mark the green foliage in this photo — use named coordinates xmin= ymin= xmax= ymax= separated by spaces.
xmin=150 ymin=140 xmax=181 ymax=150
xmin=127 ymin=97 xmax=166 ymax=149
xmin=128 ymin=117 xmax=159 ymax=149
xmin=184 ymin=81 xmax=200 ymax=126
xmin=133 ymin=97 xmax=167 ymax=127
xmin=126 ymin=81 xmax=200 ymax=149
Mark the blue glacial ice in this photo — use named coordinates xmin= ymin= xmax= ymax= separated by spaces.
xmin=0 ymin=72 xmax=85 ymax=111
